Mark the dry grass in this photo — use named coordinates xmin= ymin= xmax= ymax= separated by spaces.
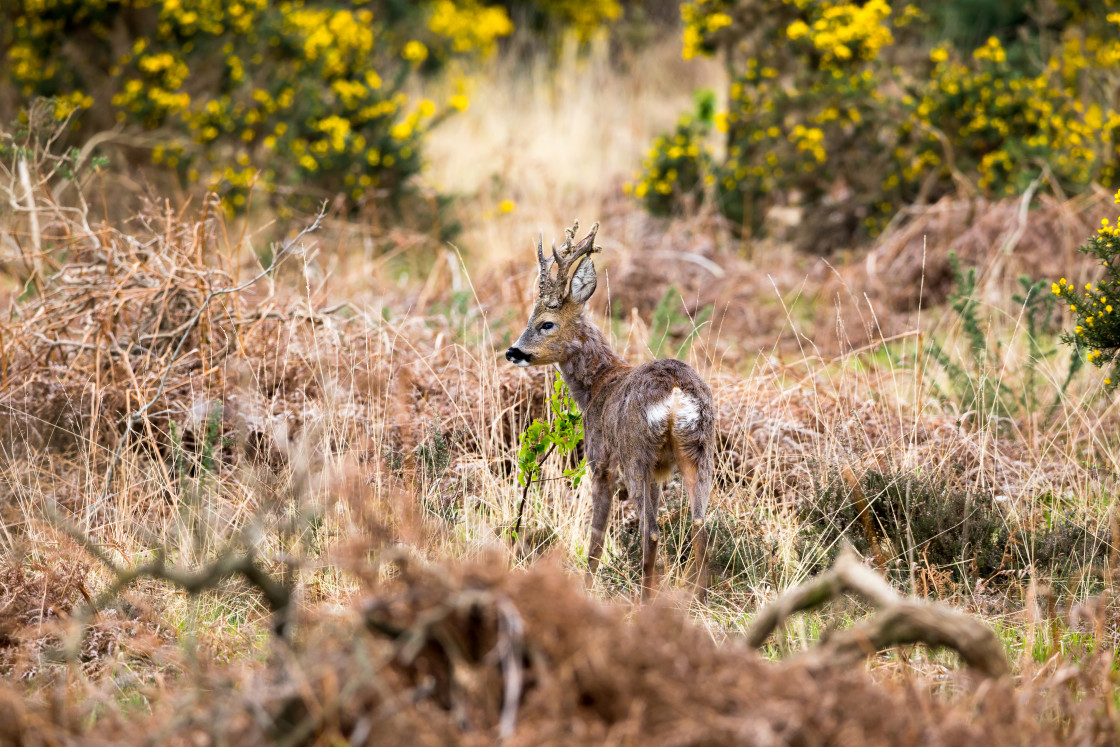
xmin=2 ymin=34 xmax=1120 ymax=745
xmin=7 ymin=556 xmax=1119 ymax=746
xmin=423 ymin=32 xmax=727 ymax=264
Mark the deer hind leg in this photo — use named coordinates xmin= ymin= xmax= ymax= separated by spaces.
xmin=586 ymin=470 xmax=613 ymax=580
xmin=677 ymin=447 xmax=712 ymax=604
xmin=629 ymin=477 xmax=661 ymax=601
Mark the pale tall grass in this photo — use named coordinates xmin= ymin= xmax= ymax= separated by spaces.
xmin=422 ymin=31 xmax=726 ymax=266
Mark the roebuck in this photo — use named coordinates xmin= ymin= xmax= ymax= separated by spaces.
xmin=505 ymin=221 xmax=715 ymax=601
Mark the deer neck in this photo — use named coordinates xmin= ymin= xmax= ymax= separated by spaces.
xmin=557 ymin=316 xmax=627 ymax=410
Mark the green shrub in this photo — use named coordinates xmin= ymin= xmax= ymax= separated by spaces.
xmin=1054 ymin=190 xmax=1120 ymax=389
xmin=895 ymin=36 xmax=1114 ymax=200
xmin=2 ymin=0 xmax=514 ymax=216
xmin=517 ymin=378 xmax=585 ymax=490
xmin=671 ymin=0 xmax=918 ymax=244
xmin=643 ymin=0 xmax=1120 ymax=250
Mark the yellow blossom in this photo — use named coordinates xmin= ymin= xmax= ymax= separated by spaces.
xmin=402 ymin=40 xmax=428 ymax=63
xmin=787 ymin=20 xmax=810 ymax=40
xmin=390 ymin=121 xmax=413 ymax=140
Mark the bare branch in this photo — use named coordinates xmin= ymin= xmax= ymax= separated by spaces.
xmin=747 ymin=548 xmax=896 ymax=648
xmin=748 ymin=547 xmax=1009 ymax=678
xmin=805 ymin=601 xmax=1010 ymax=678
xmin=45 ymin=503 xmax=292 ymax=655
xmin=100 ymin=205 xmax=328 ymax=493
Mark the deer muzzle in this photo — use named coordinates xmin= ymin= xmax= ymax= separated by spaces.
xmin=505 ymin=346 xmax=532 ymax=367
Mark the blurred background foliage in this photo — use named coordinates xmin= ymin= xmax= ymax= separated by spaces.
xmin=0 ymin=0 xmax=627 ymax=221
xmin=635 ymin=0 xmax=1119 ymax=252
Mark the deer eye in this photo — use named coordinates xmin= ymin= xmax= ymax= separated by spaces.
xmin=540 ymin=321 xmax=555 ymax=331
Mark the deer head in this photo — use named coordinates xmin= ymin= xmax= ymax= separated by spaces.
xmin=505 ymin=220 xmax=600 ymax=367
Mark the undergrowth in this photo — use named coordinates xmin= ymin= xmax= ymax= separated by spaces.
xmin=805 ymin=468 xmax=1110 ymax=595
xmin=928 ymin=253 xmax=1079 ymax=429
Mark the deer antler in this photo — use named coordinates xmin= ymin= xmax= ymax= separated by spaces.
xmin=536 ymin=220 xmax=600 ymax=308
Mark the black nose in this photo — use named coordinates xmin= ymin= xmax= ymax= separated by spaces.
xmin=505 ymin=347 xmax=531 ymax=364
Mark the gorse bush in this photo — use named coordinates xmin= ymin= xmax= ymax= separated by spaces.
xmin=2 ymin=0 xmax=623 ymax=217
xmin=908 ymin=37 xmax=1112 ymax=197
xmin=665 ymin=0 xmax=927 ymax=242
xmin=500 ymin=0 xmax=623 ymax=42
xmin=3 ymin=0 xmax=512 ymax=216
xmin=647 ymin=0 xmax=1120 ymax=250
xmin=1055 ymin=189 xmax=1120 ymax=389
xmin=625 ymin=90 xmax=716 ymax=215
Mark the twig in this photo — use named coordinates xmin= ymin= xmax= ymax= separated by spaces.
xmin=493 ymin=597 xmax=526 ymax=739
xmin=17 ymin=157 xmax=41 ymax=261
xmin=45 ymin=505 xmax=292 ymax=655
xmin=647 ymin=249 xmax=726 ymax=278
xmin=30 ymin=332 xmax=108 ymax=353
xmin=513 ymin=443 xmax=555 ymax=542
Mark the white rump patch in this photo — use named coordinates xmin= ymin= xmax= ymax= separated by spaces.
xmin=645 ymin=387 xmax=700 ymax=430
xmin=644 ymin=401 xmax=671 ymax=428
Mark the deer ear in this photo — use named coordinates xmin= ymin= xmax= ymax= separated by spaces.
xmin=568 ymin=256 xmax=597 ymax=304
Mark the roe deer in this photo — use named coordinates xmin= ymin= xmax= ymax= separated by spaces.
xmin=505 ymin=221 xmax=715 ymax=601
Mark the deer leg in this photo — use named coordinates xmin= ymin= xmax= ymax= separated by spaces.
xmin=633 ymin=479 xmax=661 ymax=601
xmin=586 ymin=471 xmax=613 ymax=580
xmin=678 ymin=450 xmax=712 ymax=604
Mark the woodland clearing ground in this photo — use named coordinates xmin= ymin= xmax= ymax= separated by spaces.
xmin=2 ymin=184 xmax=1118 ymax=675
xmin=1 ymin=31 xmax=1120 ymax=745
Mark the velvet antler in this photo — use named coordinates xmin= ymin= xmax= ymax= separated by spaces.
xmin=536 ymin=220 xmax=600 ymax=308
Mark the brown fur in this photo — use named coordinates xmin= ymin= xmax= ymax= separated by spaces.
xmin=506 ymin=222 xmax=715 ymax=601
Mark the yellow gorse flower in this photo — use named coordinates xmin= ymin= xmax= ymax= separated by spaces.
xmin=7 ymin=0 xmax=562 ymax=216
xmin=429 ymin=0 xmax=512 ymax=56
xmin=674 ymin=0 xmax=1120 ymax=242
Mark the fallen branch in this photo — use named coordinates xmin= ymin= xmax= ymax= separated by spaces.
xmin=48 ymin=506 xmax=293 ymax=656
xmin=363 ymin=587 xmax=527 ymax=737
xmin=805 ymin=601 xmax=1010 ymax=678
xmin=748 ymin=547 xmax=1009 ymax=678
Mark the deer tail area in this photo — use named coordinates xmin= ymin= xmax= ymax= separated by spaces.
xmin=644 ymin=386 xmax=702 ymax=434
